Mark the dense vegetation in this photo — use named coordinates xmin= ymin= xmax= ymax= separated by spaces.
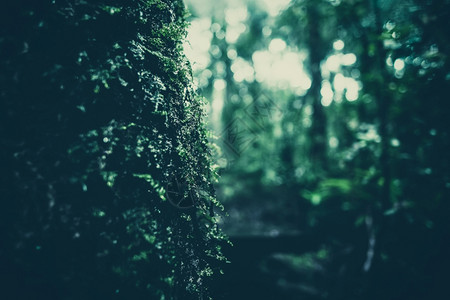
xmin=0 ymin=1 xmax=225 ymax=299
xmin=185 ymin=0 xmax=450 ymax=299
xmin=1 ymin=0 xmax=449 ymax=299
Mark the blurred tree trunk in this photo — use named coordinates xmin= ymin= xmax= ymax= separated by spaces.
xmin=305 ymin=2 xmax=328 ymax=174
xmin=372 ymin=0 xmax=392 ymax=212
xmin=359 ymin=0 xmax=392 ymax=276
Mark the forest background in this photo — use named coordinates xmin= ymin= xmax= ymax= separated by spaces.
xmin=184 ymin=0 xmax=450 ymax=299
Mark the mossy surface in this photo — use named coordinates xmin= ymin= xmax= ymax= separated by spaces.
xmin=0 ymin=1 xmax=226 ymax=299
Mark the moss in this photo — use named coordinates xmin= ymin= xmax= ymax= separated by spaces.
xmin=0 ymin=0 xmax=226 ymax=299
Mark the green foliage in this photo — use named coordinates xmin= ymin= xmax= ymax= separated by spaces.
xmin=0 ymin=0 xmax=226 ymax=299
